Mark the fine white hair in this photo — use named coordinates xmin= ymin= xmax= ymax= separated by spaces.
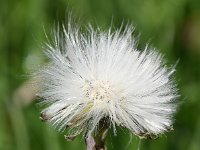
xmin=35 ymin=22 xmax=178 ymax=139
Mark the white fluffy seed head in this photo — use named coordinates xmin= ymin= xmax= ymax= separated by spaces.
xmin=35 ymin=23 xmax=178 ymax=139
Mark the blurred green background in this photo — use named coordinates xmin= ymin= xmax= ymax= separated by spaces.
xmin=1 ymin=0 xmax=200 ymax=150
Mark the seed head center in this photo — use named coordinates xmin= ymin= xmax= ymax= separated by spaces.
xmin=82 ymin=80 xmax=113 ymax=103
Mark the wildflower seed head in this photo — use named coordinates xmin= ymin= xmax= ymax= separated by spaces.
xmin=35 ymin=23 xmax=178 ymax=139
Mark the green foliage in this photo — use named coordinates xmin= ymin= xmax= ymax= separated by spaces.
xmin=1 ymin=0 xmax=200 ymax=149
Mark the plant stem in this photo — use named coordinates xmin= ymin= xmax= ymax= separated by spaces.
xmin=86 ymin=119 xmax=109 ymax=150
xmin=94 ymin=121 xmax=108 ymax=150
